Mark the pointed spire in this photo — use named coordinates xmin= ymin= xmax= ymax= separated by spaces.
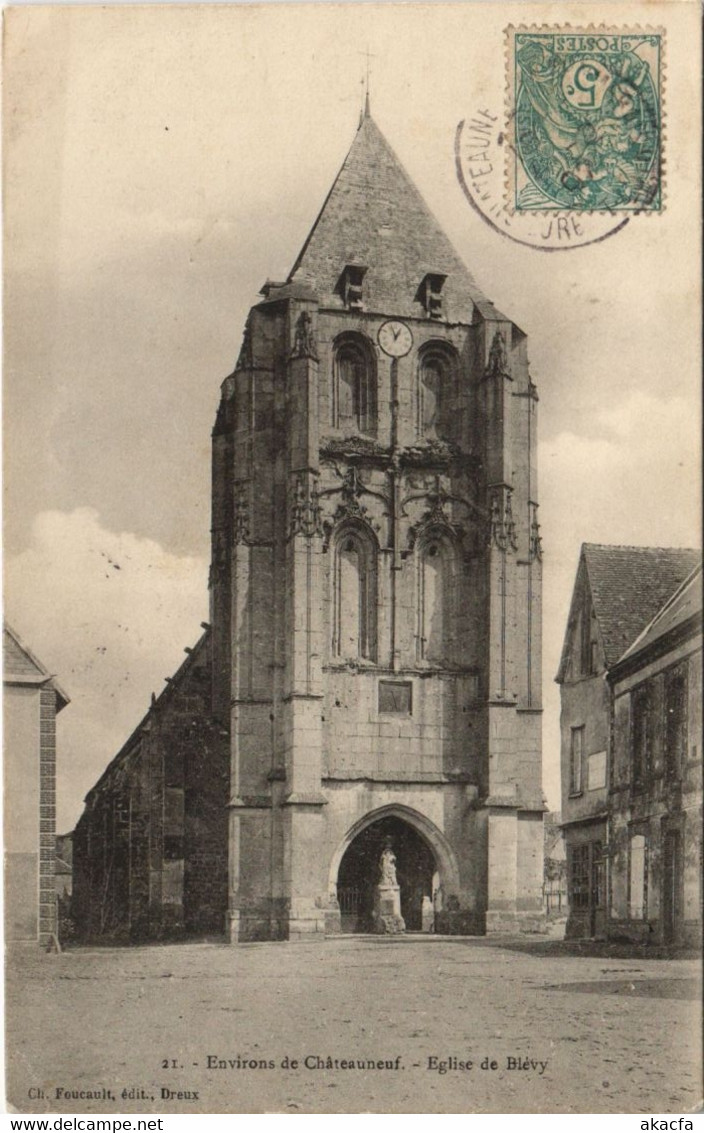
xmin=358 ymin=49 xmax=373 ymax=128
xmin=287 ymin=114 xmax=502 ymax=322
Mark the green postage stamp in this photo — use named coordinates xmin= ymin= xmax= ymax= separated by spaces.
xmin=507 ymin=27 xmax=663 ymax=212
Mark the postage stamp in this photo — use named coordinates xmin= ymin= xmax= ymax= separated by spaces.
xmin=507 ymin=27 xmax=664 ymax=212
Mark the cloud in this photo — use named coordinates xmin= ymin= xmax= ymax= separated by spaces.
xmin=540 ymin=391 xmax=700 ymax=563
xmin=4 ymin=508 xmax=209 ymax=830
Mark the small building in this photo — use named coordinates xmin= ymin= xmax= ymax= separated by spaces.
xmin=608 ymin=564 xmax=702 ymax=946
xmin=3 ymin=623 xmax=70 ymax=947
xmin=556 ymin=544 xmax=700 ymax=941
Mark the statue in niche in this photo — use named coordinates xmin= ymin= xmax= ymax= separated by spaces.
xmin=291 ymin=310 xmax=318 ymax=361
xmin=379 ymin=841 xmax=398 ymax=887
xmin=486 ymin=329 xmax=507 ymax=376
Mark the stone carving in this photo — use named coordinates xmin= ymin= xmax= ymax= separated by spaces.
xmin=503 ymin=491 xmax=518 ymax=550
xmin=374 ymin=840 xmax=405 ymax=934
xmin=404 ymin=484 xmax=470 ymax=558
xmin=485 ymin=329 xmax=508 ymax=377
xmin=489 ymin=488 xmax=518 ymax=551
xmin=289 ymin=472 xmax=323 ymax=539
xmin=290 ymin=310 xmax=319 ymax=362
xmin=400 ymin=438 xmax=462 ymax=467
xmin=320 ymin=435 xmax=388 ymax=460
xmin=379 ymin=843 xmax=398 ymax=886
xmin=319 ymin=463 xmax=388 ymax=550
xmin=529 ymin=503 xmax=543 ymax=562
xmin=233 ymin=481 xmax=250 ymax=545
xmin=339 ymin=466 xmax=367 ymax=519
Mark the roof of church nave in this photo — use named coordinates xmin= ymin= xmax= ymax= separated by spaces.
xmin=285 ymin=109 xmax=506 ymax=324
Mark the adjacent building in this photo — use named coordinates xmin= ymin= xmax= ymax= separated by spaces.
xmin=557 ymin=545 xmax=701 ymax=944
xmin=72 ymin=631 xmax=228 ymax=942
xmin=3 ymin=623 xmax=69 ymax=947
xmin=73 ymin=107 xmax=545 ymax=943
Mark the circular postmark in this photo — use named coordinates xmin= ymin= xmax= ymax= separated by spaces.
xmin=455 ymin=109 xmax=629 ymax=251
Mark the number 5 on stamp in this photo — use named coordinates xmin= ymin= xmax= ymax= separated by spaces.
xmin=506 ymin=27 xmax=664 ymax=212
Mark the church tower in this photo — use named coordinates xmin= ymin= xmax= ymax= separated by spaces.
xmin=210 ymin=109 xmax=544 ymax=941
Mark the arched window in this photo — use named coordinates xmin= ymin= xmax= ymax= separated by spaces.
xmin=417 ymin=535 xmax=455 ymax=665
xmin=332 ymin=525 xmax=377 ymax=661
xmin=333 ymin=335 xmax=376 ymax=435
xmin=417 ymin=345 xmax=457 ymax=442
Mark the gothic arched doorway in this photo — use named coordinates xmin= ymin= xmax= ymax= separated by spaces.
xmin=336 ymin=815 xmax=436 ymax=932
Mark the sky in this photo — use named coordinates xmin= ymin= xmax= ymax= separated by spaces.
xmin=3 ymin=3 xmax=701 ymax=832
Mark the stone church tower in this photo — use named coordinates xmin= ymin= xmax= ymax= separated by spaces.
xmin=210 ymin=109 xmax=544 ymax=941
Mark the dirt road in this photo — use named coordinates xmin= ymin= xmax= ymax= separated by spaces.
xmin=5 ymin=935 xmax=701 ymax=1114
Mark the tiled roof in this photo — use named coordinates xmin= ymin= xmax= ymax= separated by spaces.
xmin=287 ymin=113 xmax=506 ymax=323
xmin=618 ymin=563 xmax=701 ymax=664
xmin=583 ymin=544 xmax=701 ymax=667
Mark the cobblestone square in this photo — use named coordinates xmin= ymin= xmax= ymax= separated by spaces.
xmin=5 ymin=936 xmax=701 ymax=1114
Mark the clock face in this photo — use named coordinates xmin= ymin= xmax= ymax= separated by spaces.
xmin=378 ymin=320 xmax=413 ymax=358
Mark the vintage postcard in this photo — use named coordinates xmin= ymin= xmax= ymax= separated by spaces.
xmin=3 ymin=1 xmax=701 ymax=1117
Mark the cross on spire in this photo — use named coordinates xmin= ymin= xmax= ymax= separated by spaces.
xmin=358 ymin=47 xmax=376 ymax=124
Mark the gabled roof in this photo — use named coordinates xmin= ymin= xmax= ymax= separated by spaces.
xmin=3 ymin=622 xmax=70 ymax=710
xmin=287 ymin=112 xmax=505 ymax=323
xmin=617 ymin=563 xmax=702 ymax=666
xmin=84 ymin=627 xmax=210 ymax=805
xmin=556 ymin=544 xmax=701 ymax=681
